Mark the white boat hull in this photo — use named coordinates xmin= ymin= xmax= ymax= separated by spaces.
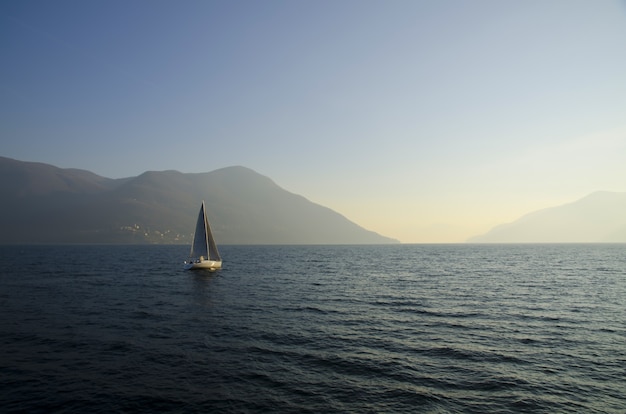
xmin=185 ymin=259 xmax=222 ymax=271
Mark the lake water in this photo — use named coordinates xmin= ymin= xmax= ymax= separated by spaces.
xmin=1 ymin=244 xmax=625 ymax=413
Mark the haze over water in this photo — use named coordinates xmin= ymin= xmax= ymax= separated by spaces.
xmin=1 ymin=244 xmax=624 ymax=412
xmin=3 ymin=1 xmax=626 ymax=242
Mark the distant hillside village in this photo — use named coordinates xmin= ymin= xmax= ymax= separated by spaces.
xmin=118 ymin=224 xmax=190 ymax=244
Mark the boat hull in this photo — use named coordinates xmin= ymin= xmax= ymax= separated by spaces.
xmin=185 ymin=259 xmax=222 ymax=271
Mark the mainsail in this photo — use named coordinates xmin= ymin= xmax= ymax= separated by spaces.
xmin=189 ymin=201 xmax=221 ymax=261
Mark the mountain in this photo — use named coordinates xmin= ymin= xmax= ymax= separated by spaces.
xmin=467 ymin=191 xmax=626 ymax=243
xmin=0 ymin=156 xmax=398 ymax=244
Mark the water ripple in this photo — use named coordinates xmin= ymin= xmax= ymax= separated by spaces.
xmin=1 ymin=244 xmax=625 ymax=413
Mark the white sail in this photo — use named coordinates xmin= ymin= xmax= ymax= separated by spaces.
xmin=205 ymin=206 xmax=221 ymax=261
xmin=190 ymin=202 xmax=209 ymax=259
xmin=186 ymin=201 xmax=222 ymax=270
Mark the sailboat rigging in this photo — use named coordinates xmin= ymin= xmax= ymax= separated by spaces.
xmin=184 ymin=201 xmax=222 ymax=270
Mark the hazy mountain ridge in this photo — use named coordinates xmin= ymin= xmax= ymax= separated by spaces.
xmin=0 ymin=156 xmax=118 ymax=196
xmin=468 ymin=191 xmax=626 ymax=243
xmin=0 ymin=157 xmax=398 ymax=244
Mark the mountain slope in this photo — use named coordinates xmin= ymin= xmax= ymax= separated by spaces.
xmin=468 ymin=191 xmax=626 ymax=243
xmin=0 ymin=157 xmax=398 ymax=244
xmin=0 ymin=156 xmax=123 ymax=196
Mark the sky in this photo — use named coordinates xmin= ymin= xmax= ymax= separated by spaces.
xmin=2 ymin=0 xmax=626 ymax=243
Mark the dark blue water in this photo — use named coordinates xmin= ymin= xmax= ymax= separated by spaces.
xmin=1 ymin=244 xmax=625 ymax=413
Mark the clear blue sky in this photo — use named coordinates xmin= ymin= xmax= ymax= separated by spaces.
xmin=2 ymin=0 xmax=626 ymax=242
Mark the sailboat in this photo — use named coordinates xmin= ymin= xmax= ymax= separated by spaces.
xmin=184 ymin=201 xmax=222 ymax=271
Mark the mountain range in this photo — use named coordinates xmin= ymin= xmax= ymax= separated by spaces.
xmin=0 ymin=156 xmax=398 ymax=244
xmin=468 ymin=191 xmax=626 ymax=243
